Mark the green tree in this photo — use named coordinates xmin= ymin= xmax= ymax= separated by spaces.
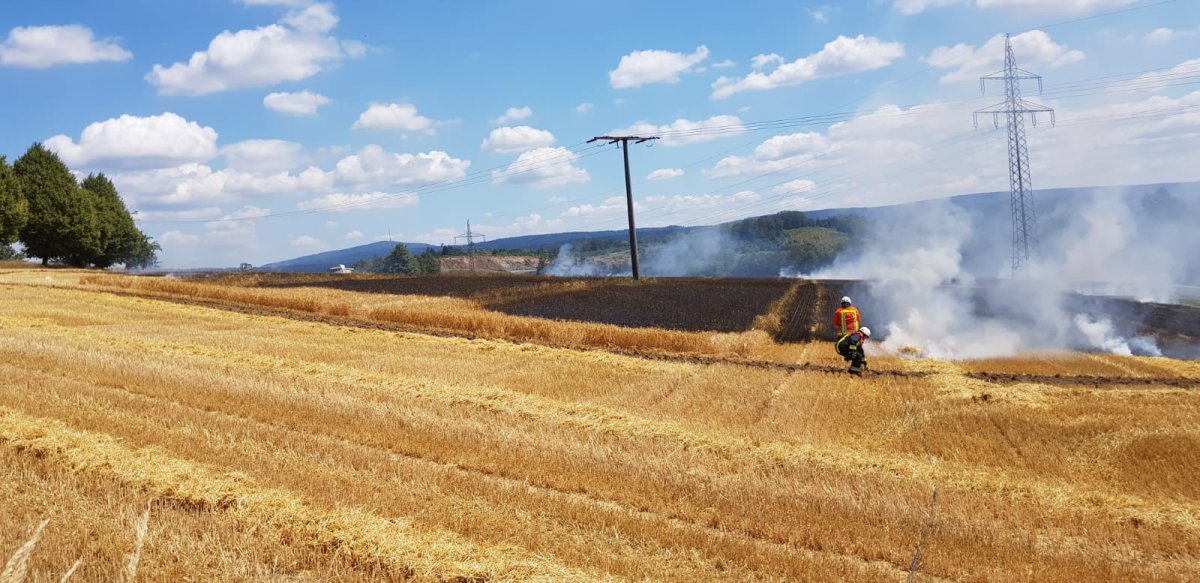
xmin=0 ymin=156 xmax=28 ymax=246
xmin=81 ymin=173 xmax=158 ymax=268
xmin=414 ymin=248 xmax=440 ymax=274
xmin=14 ymin=144 xmax=100 ymax=266
xmin=379 ymin=243 xmax=416 ymax=274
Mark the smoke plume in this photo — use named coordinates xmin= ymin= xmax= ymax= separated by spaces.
xmin=805 ymin=186 xmax=1198 ymax=359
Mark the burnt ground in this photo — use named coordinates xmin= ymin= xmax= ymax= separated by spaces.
xmin=495 ymin=278 xmax=794 ymax=333
xmin=217 ymin=273 xmax=1200 ymax=353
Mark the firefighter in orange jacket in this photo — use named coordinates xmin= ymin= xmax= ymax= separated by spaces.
xmin=833 ymin=296 xmax=861 ymax=337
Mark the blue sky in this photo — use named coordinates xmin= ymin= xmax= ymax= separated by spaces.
xmin=2 ymin=0 xmax=1197 ymax=267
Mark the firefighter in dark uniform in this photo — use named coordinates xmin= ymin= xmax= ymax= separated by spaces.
xmin=836 ymin=326 xmax=871 ymax=375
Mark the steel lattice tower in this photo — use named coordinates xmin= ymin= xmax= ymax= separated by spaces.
xmin=974 ymin=33 xmax=1055 ymax=277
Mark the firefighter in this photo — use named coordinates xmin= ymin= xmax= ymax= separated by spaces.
xmin=832 ymin=296 xmax=861 ymax=337
xmin=836 ymin=326 xmax=871 ymax=375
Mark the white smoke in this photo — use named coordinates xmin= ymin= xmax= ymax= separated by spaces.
xmin=804 ymin=189 xmax=1194 ymax=359
xmin=545 ymin=243 xmax=609 ymax=276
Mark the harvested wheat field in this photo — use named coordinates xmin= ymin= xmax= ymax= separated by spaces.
xmin=1 ymin=269 xmax=1199 ymax=582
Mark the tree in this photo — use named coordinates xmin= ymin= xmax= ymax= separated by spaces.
xmin=0 ymin=156 xmax=28 ymax=246
xmin=379 ymin=243 xmax=416 ymax=274
xmin=14 ymin=144 xmax=100 ymax=266
xmin=414 ymin=248 xmax=440 ymax=274
xmin=81 ymin=173 xmax=158 ymax=268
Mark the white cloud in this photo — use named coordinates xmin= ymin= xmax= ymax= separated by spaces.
xmin=925 ymin=30 xmax=1084 ymax=84
xmin=576 ymin=102 xmax=594 ymax=113
xmin=609 ymin=45 xmax=709 ymax=89
xmin=549 ymin=195 xmax=567 ymax=203
xmin=352 ymin=102 xmax=436 ymax=134
xmin=975 ymin=0 xmax=1137 ymax=11
xmin=562 ymin=196 xmax=634 ymax=217
xmin=297 ymin=192 xmax=419 ymax=213
xmin=44 ymin=112 xmax=218 ymax=169
xmin=493 ymin=106 xmax=532 ymax=125
xmin=344 ymin=230 xmax=364 ymax=240
xmin=712 ymin=59 xmax=736 ymax=68
xmin=712 ymin=36 xmax=904 ymax=99
xmin=754 ymin=132 xmax=830 ymax=160
xmin=240 ymin=0 xmax=313 ymax=6
xmin=493 ymin=147 xmax=589 ymax=189
xmin=612 ymin=115 xmax=746 ymax=147
xmin=138 ymin=207 xmax=224 ymax=221
xmin=481 ymin=126 xmax=557 ymax=153
xmin=333 ymin=146 xmax=469 ymax=186
xmin=158 ymin=230 xmax=201 ymax=247
xmin=113 ymin=162 xmax=332 ymax=208
xmin=807 ymin=7 xmax=831 ymax=22
xmin=147 ymin=3 xmax=357 ymax=95
xmin=1145 ymin=27 xmax=1199 ymax=43
xmin=770 ymin=179 xmax=816 ymax=195
xmin=291 ymin=235 xmax=327 ymax=251
xmin=263 ymin=90 xmax=331 ymax=116
xmin=733 ymin=190 xmax=761 ymax=203
xmin=647 ymin=168 xmax=684 ymax=180
xmin=895 ymin=0 xmax=1136 ymax=14
xmin=894 ymin=0 xmax=964 ymax=15
xmin=0 ymin=25 xmax=132 ymax=68
xmin=220 ymin=139 xmax=305 ymax=173
xmin=1147 ymin=28 xmax=1176 ymax=43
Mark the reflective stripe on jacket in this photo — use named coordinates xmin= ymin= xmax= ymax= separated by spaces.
xmin=833 ymin=306 xmax=860 ymax=336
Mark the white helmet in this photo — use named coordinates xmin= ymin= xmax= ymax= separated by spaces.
xmin=859 ymin=326 xmax=871 ymax=338
xmin=840 ymin=296 xmax=852 ymax=305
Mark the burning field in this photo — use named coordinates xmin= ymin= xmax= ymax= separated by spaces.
xmin=1 ymin=269 xmax=1199 ymax=582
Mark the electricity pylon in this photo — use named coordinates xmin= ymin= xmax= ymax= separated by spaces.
xmin=974 ymin=33 xmax=1055 ymax=277
xmin=454 ymin=220 xmax=485 ymax=272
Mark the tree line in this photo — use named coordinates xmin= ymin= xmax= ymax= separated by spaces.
xmin=352 ymin=244 xmax=440 ymax=274
xmin=0 ymin=144 xmax=157 ymax=268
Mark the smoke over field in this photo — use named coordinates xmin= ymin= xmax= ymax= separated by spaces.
xmin=806 ymin=186 xmax=1200 ymax=359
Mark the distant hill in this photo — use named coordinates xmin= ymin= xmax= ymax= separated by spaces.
xmin=260 ymin=241 xmax=434 ymax=273
xmin=258 ymin=181 xmax=1198 ymax=274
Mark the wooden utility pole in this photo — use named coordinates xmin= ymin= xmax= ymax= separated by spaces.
xmin=587 ymin=135 xmax=658 ymax=279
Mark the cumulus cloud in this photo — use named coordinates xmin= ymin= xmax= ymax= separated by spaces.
xmin=333 ymin=146 xmax=469 ymax=185
xmin=291 ymin=234 xmax=327 ymax=250
xmin=609 ymin=45 xmax=709 ymax=89
xmin=712 ymin=35 xmax=904 ymax=99
xmin=895 ymin=0 xmax=1136 ymax=14
xmin=925 ymin=30 xmax=1084 ymax=83
xmin=0 ymin=25 xmax=132 ymax=68
xmin=296 ymin=192 xmax=419 ymax=212
xmin=45 ymin=112 xmax=218 ymax=169
xmin=220 ymin=139 xmax=305 ymax=173
xmin=147 ymin=3 xmax=359 ymax=95
xmin=893 ymin=0 xmax=964 ymax=15
xmin=612 ymin=115 xmax=746 ymax=147
xmin=352 ymin=102 xmax=436 ymax=134
xmin=344 ymin=230 xmax=364 ymax=240
xmin=493 ymin=106 xmax=532 ymax=125
xmin=769 ymin=179 xmax=817 ymax=195
xmin=263 ymin=90 xmax=331 ymax=115
xmin=240 ymin=0 xmax=313 ymax=6
xmin=576 ymin=102 xmax=594 ymax=113
xmin=493 ymin=147 xmax=589 ymax=189
xmin=481 ymin=126 xmax=556 ymax=153
xmin=647 ymin=168 xmax=684 ymax=180
xmin=562 ymin=196 xmax=635 ymax=218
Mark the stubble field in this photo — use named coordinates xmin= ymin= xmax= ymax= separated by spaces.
xmin=1 ymin=269 xmax=1198 ymax=582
